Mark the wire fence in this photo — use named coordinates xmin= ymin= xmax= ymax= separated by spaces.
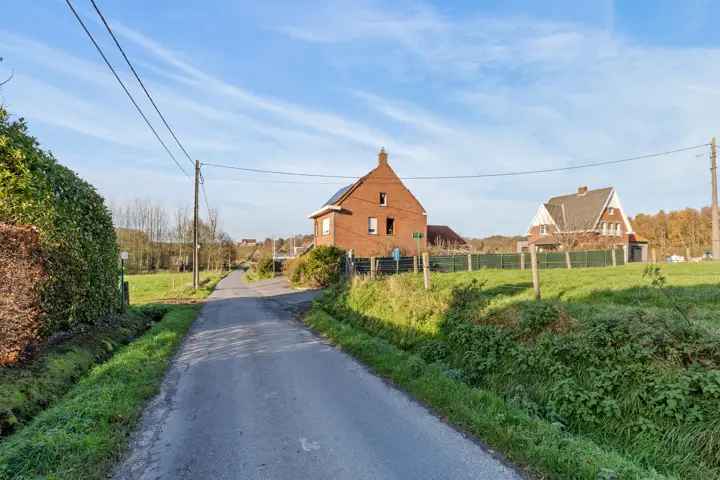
xmin=344 ymin=248 xmax=626 ymax=276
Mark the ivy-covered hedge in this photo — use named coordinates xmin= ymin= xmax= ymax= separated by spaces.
xmin=0 ymin=108 xmax=119 ymax=339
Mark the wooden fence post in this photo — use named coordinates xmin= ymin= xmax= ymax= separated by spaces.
xmin=651 ymin=248 xmax=657 ymax=264
xmin=413 ymin=255 xmax=418 ymax=274
xmin=520 ymin=251 xmax=525 ymax=270
xmin=422 ymin=252 xmax=430 ymax=290
xmin=500 ymin=253 xmax=504 ymax=269
xmin=611 ymin=248 xmax=617 ymax=267
xmin=565 ymin=250 xmax=572 ymax=269
xmin=468 ymin=253 xmax=473 ymax=272
xmin=530 ymin=245 xmax=541 ymax=300
xmin=370 ymin=256 xmax=376 ymax=280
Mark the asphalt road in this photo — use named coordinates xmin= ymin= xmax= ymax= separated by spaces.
xmin=114 ymin=270 xmax=522 ymax=480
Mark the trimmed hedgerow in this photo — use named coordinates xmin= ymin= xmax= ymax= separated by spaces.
xmin=0 ymin=107 xmax=119 ymax=341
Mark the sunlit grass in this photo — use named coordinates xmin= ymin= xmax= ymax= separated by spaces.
xmin=126 ymin=270 xmax=228 ymax=305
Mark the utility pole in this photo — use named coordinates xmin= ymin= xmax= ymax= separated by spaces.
xmin=193 ymin=160 xmax=200 ymax=290
xmin=711 ymin=137 xmax=720 ymax=260
xmin=272 ymin=237 xmax=276 ymax=275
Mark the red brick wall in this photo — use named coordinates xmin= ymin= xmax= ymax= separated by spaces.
xmin=311 ymin=159 xmax=427 ymax=257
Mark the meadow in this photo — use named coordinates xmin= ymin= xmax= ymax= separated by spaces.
xmin=126 ymin=270 xmax=227 ymax=304
xmin=313 ymin=262 xmax=720 ymax=479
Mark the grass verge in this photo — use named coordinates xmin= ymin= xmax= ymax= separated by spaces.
xmin=306 ymin=307 xmax=667 ymax=480
xmin=0 ymin=305 xmax=199 ymax=480
xmin=0 ymin=305 xmax=168 ymax=438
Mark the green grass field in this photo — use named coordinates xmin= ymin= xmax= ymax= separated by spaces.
xmin=0 ymin=270 xmax=226 ymax=479
xmin=126 ymin=270 xmax=227 ymax=304
xmin=313 ymin=262 xmax=720 ymax=479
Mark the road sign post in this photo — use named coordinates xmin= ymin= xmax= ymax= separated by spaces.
xmin=412 ymin=232 xmax=424 ymax=256
xmin=120 ymin=251 xmax=128 ymax=311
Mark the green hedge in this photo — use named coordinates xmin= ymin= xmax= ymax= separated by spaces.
xmin=0 ymin=108 xmax=119 ymax=335
xmin=287 ymin=245 xmax=344 ymax=287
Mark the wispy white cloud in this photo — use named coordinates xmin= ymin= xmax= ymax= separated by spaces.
xmin=3 ymin=2 xmax=719 ymax=239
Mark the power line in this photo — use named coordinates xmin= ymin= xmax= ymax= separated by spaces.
xmin=200 ymin=174 xmax=213 ymax=220
xmin=88 ymin=0 xmax=194 ymax=168
xmin=202 ymin=162 xmax=358 ymax=179
xmin=202 ymin=144 xmax=709 ymax=180
xmin=64 ymin=0 xmax=190 ymax=178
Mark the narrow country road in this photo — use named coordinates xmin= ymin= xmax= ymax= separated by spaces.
xmin=114 ymin=270 xmax=522 ymax=480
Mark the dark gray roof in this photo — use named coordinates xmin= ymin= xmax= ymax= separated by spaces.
xmin=545 ymin=187 xmax=613 ymax=231
xmin=323 ymin=184 xmax=353 ymax=206
xmin=428 ymin=225 xmax=467 ymax=246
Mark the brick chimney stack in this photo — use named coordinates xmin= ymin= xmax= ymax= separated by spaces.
xmin=577 ymin=186 xmax=588 ymax=195
xmin=378 ymin=147 xmax=388 ymax=166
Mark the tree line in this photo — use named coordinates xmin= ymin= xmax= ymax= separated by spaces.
xmin=110 ymin=199 xmax=236 ymax=274
xmin=631 ymin=206 xmax=714 ymax=259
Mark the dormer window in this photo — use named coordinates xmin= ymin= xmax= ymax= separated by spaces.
xmin=379 ymin=192 xmax=387 ymax=206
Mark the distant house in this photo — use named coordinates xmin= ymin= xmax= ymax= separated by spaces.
xmin=308 ymin=149 xmax=427 ymax=257
xmin=427 ymin=225 xmax=467 ymax=249
xmin=526 ymin=186 xmax=648 ymax=261
xmin=239 ymin=239 xmax=257 ymax=246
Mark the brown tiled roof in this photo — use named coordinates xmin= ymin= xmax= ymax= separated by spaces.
xmin=428 ymin=225 xmax=466 ymax=246
xmin=545 ymin=187 xmax=613 ymax=231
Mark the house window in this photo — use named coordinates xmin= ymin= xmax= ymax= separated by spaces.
xmin=322 ymin=218 xmax=330 ymax=236
xmin=386 ymin=217 xmax=395 ymax=235
xmin=368 ymin=217 xmax=378 ymax=235
xmin=540 ymin=225 xmax=547 ymax=235
xmin=601 ymin=222 xmax=607 ymax=235
xmin=615 ymin=223 xmax=621 ymax=236
xmin=608 ymin=207 xmax=615 ymax=215
xmin=379 ymin=192 xmax=387 ymax=206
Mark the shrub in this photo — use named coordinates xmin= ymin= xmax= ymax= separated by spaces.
xmin=288 ymin=246 xmax=344 ymax=287
xmin=0 ymin=108 xmax=119 ymax=345
xmin=255 ymin=255 xmax=277 ymax=276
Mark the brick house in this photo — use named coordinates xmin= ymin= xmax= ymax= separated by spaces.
xmin=526 ymin=186 xmax=648 ymax=261
xmin=308 ymin=149 xmax=427 ymax=257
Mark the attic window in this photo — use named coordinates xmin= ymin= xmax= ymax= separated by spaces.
xmin=379 ymin=192 xmax=387 ymax=206
xmin=540 ymin=225 xmax=548 ymax=235
xmin=608 ymin=207 xmax=615 ymax=215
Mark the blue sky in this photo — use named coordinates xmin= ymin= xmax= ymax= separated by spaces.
xmin=1 ymin=0 xmax=718 ymax=239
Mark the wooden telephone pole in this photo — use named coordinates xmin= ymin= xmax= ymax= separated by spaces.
xmin=193 ymin=160 xmax=200 ymax=290
xmin=712 ymin=138 xmax=720 ymax=261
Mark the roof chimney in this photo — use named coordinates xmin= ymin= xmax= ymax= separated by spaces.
xmin=378 ymin=147 xmax=388 ymax=166
xmin=577 ymin=186 xmax=588 ymax=196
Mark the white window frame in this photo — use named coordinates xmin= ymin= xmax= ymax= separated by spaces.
xmin=601 ymin=222 xmax=607 ymax=235
xmin=368 ymin=217 xmax=378 ymax=235
xmin=379 ymin=192 xmax=388 ymax=206
xmin=615 ymin=223 xmax=621 ymax=236
xmin=321 ymin=217 xmax=330 ymax=236
xmin=540 ymin=224 xmax=547 ymax=235
xmin=608 ymin=207 xmax=615 ymax=215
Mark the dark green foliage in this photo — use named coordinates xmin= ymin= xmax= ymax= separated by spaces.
xmin=255 ymin=255 xmax=278 ymax=276
xmin=0 ymin=108 xmax=119 ymax=335
xmin=289 ymin=246 xmax=344 ymax=287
